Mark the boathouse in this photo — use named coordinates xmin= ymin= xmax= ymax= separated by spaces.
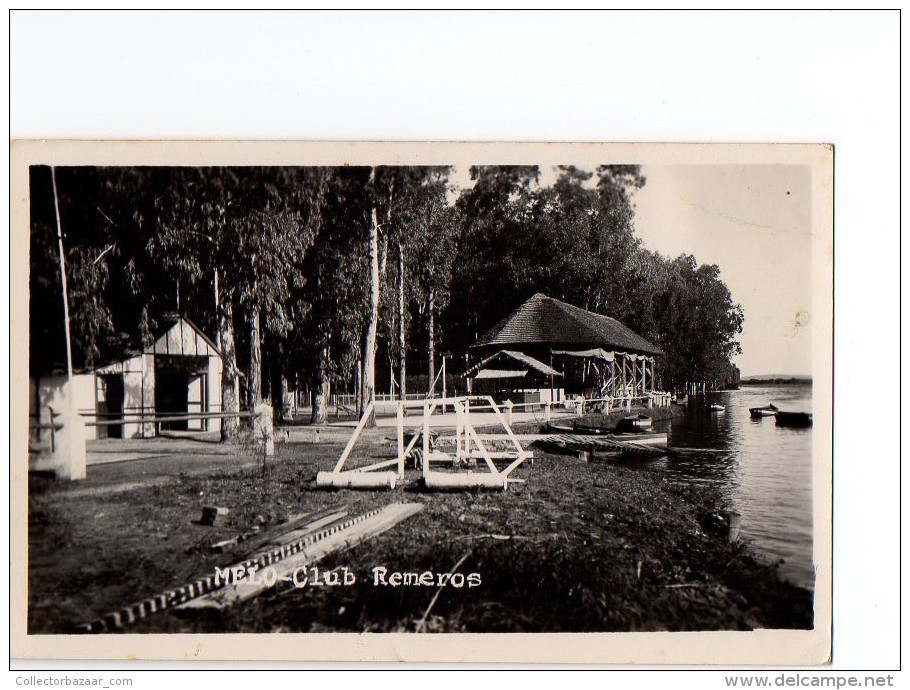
xmin=29 ymin=315 xmax=224 ymax=443
xmin=468 ymin=293 xmax=663 ymax=404
xmin=465 ymin=349 xmax=563 ymax=406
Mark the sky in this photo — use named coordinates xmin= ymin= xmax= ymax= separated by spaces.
xmin=633 ymin=165 xmax=814 ymax=377
xmin=450 ymin=163 xmax=815 ymax=378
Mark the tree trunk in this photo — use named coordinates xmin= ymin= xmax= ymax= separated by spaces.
xmin=277 ymin=371 xmax=288 ymax=421
xmin=219 ymin=299 xmax=239 ymax=441
xmin=311 ymin=344 xmax=329 ymax=425
xmin=248 ymin=304 xmax=261 ymax=422
xmin=213 ymin=269 xmax=220 ymax=348
xmin=355 ymin=359 xmax=362 ymax=417
xmin=428 ymin=288 xmax=435 ymax=397
xmin=360 ymin=204 xmax=380 ymax=427
xmin=398 ymin=241 xmax=406 ymax=400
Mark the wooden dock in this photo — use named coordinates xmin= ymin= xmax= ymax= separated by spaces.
xmin=531 ymin=432 xmax=668 ymax=459
xmin=439 ymin=431 xmax=669 ymax=459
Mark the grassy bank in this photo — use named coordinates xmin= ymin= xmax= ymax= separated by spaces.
xmin=27 ymin=427 xmax=812 ymax=634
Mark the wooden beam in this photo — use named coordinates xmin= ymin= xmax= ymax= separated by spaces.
xmin=333 ymin=401 xmax=375 ymax=473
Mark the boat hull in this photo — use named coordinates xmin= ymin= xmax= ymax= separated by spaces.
xmin=542 ymin=423 xmax=667 ymax=447
xmin=617 ymin=415 xmax=653 ymax=432
xmin=609 ymin=431 xmax=667 ymax=447
xmin=545 ymin=421 xmax=609 ymax=435
xmin=776 ymin=411 xmax=812 ymax=428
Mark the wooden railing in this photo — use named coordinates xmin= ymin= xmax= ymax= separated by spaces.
xmin=29 ymin=406 xmax=63 ymax=453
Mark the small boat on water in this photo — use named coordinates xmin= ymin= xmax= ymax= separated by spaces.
xmin=607 ymin=430 xmax=668 ymax=447
xmin=749 ymin=404 xmax=778 ymax=419
xmin=542 ymin=421 xmax=667 ymax=448
xmin=672 ymin=395 xmax=688 ymax=405
xmin=544 ymin=420 xmax=609 ymax=435
xmin=709 ymin=403 xmax=726 ymax=412
xmin=776 ymin=411 xmax=812 ymax=428
xmin=617 ymin=414 xmax=653 ymax=432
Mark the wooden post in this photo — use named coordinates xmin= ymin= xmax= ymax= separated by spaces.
xmin=253 ymin=403 xmax=274 ymax=457
xmin=441 ymin=356 xmax=447 ymax=413
xmin=428 ymin=290 xmax=436 ymax=399
xmin=455 ymin=399 xmax=462 ymax=462
xmin=505 ymin=399 xmax=513 ymax=426
xmin=422 ymin=401 xmax=430 ymax=474
xmin=621 ymin=355 xmax=627 ymax=401
xmin=464 ymin=397 xmax=470 ymax=457
xmin=609 ymin=353 xmax=616 ymax=404
xmin=397 ymin=403 xmax=404 ymax=476
xmin=549 ymin=348 xmax=554 ymax=406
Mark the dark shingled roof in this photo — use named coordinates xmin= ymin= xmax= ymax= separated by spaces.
xmin=473 ymin=293 xmax=663 ymax=356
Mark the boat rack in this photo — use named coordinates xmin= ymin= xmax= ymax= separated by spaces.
xmin=316 ymin=396 xmax=532 ymax=491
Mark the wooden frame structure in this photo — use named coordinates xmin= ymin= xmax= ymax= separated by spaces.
xmin=600 ymin=353 xmax=657 ymax=399
xmin=316 ymin=401 xmax=402 ymax=489
xmin=316 ymin=396 xmax=532 ymax=491
xmin=421 ymin=396 xmax=531 ymax=490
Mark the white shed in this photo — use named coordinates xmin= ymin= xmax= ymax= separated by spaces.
xmin=30 ymin=316 xmax=224 ymax=443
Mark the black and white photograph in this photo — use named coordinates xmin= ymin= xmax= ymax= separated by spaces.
xmin=11 ymin=141 xmax=833 ymax=664
xmin=8 ymin=8 xmax=902 ymax=680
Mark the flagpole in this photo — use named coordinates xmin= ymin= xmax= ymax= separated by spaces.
xmin=51 ymin=166 xmax=86 ymax=480
xmin=51 ymin=167 xmax=74 ymax=387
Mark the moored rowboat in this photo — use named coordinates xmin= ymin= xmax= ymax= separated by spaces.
xmin=542 ymin=421 xmax=668 ymax=448
xmin=749 ymin=404 xmax=778 ymax=419
xmin=545 ymin=420 xmax=609 ymax=435
xmin=775 ymin=411 xmax=812 ymax=428
xmin=617 ymin=414 xmax=653 ymax=432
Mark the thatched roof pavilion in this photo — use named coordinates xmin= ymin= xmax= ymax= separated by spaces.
xmin=469 ymin=293 xmax=662 ymax=399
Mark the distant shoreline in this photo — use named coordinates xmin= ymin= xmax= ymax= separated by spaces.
xmin=740 ymin=377 xmax=812 ymax=386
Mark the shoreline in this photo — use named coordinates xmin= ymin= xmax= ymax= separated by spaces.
xmin=27 ymin=428 xmax=813 ymax=634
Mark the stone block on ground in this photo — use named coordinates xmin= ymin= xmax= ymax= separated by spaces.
xmin=200 ymin=506 xmax=230 ymax=527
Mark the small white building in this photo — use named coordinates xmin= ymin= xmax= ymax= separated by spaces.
xmin=30 ymin=316 xmax=223 ymax=444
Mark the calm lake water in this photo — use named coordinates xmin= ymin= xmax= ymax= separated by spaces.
xmin=650 ymin=384 xmax=815 ymax=591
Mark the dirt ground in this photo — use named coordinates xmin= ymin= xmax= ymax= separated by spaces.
xmin=26 ymin=423 xmax=814 ymax=634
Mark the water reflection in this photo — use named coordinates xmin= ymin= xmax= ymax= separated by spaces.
xmin=654 ymin=384 xmax=815 ymax=590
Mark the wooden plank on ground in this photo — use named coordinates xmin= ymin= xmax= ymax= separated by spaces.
xmin=243 ymin=510 xmax=349 ymax=555
xmin=215 ymin=505 xmax=349 ymax=556
xmin=177 ymin=502 xmax=424 ymax=611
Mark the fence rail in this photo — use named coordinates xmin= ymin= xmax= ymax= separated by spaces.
xmin=80 ymin=411 xmax=254 ymax=428
xmin=325 ymin=389 xmax=673 ymax=420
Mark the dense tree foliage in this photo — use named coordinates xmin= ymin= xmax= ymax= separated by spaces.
xmin=29 ymin=162 xmax=743 ymax=432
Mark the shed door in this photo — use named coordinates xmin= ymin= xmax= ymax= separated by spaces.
xmin=154 ymin=355 xmax=208 ymax=432
xmin=98 ymin=374 xmax=125 ymax=439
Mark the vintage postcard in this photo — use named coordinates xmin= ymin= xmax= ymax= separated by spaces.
xmin=10 ymin=141 xmax=833 ymax=664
